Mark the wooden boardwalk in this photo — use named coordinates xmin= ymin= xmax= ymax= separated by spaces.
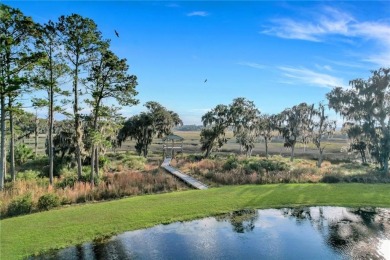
xmin=161 ymin=158 xmax=208 ymax=190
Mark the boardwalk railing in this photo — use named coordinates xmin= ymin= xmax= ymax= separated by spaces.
xmin=161 ymin=158 xmax=208 ymax=190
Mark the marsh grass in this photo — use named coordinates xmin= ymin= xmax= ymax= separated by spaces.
xmin=174 ymin=154 xmax=388 ymax=186
xmin=0 ymin=165 xmax=187 ymax=218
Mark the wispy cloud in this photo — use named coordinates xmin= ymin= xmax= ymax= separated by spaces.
xmin=238 ymin=62 xmax=265 ymax=69
xmin=262 ymin=7 xmax=354 ymax=41
xmin=315 ymin=64 xmax=333 ymax=71
xmin=319 ymin=58 xmax=365 ymax=69
xmin=187 ymin=11 xmax=209 ymax=17
xmin=262 ymin=7 xmax=390 ymax=67
xmin=279 ymin=66 xmax=346 ymax=89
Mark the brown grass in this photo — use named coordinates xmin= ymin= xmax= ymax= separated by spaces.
xmin=173 ymin=155 xmax=380 ymax=187
xmin=0 ymin=167 xmax=187 ymax=218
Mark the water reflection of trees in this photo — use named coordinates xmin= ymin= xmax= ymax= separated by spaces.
xmin=282 ymin=207 xmax=390 ymax=259
xmin=215 ymin=209 xmax=259 ymax=233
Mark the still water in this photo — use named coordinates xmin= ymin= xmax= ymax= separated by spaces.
xmin=33 ymin=207 xmax=390 ymax=260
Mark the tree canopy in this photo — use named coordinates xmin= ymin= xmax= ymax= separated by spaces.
xmin=118 ymin=102 xmax=182 ymax=157
xmin=327 ymin=68 xmax=390 ymax=174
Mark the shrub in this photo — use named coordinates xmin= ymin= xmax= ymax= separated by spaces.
xmin=16 ymin=170 xmax=40 ymax=181
xmin=243 ymin=159 xmax=289 ymax=174
xmin=99 ymin=156 xmax=110 ymax=168
xmin=260 ymin=159 xmax=288 ymax=172
xmin=123 ymin=154 xmax=147 ymax=170
xmin=7 ymin=194 xmax=33 ymax=217
xmin=19 ymin=157 xmax=48 ymax=175
xmin=56 ymin=171 xmax=78 ymax=189
xmin=79 ymin=171 xmax=100 ymax=185
xmin=243 ymin=161 xmax=264 ymax=174
xmin=37 ymin=194 xmax=60 ymax=211
xmin=11 ymin=144 xmax=34 ymax=166
xmin=321 ymin=175 xmax=341 ymax=183
xmin=223 ymin=156 xmax=240 ymax=171
xmin=185 ymin=154 xmax=204 ymax=162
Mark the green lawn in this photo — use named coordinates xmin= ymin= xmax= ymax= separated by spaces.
xmin=1 ymin=184 xmax=390 ymax=259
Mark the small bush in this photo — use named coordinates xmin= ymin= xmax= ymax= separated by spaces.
xmin=11 ymin=144 xmax=34 ymax=165
xmin=321 ymin=175 xmax=341 ymax=183
xmin=223 ymin=156 xmax=240 ymax=171
xmin=7 ymin=194 xmax=33 ymax=217
xmin=37 ymin=194 xmax=60 ymax=211
xmin=99 ymin=156 xmax=110 ymax=168
xmin=185 ymin=154 xmax=204 ymax=162
xmin=56 ymin=171 xmax=78 ymax=189
xmin=16 ymin=170 xmax=40 ymax=181
xmin=79 ymin=172 xmax=100 ymax=185
xmin=243 ymin=159 xmax=289 ymax=174
xmin=123 ymin=154 xmax=146 ymax=170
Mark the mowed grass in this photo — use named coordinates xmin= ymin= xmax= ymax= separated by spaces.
xmin=2 ymin=183 xmax=390 ymax=259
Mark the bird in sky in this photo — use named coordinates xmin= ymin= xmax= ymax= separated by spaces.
xmin=204 ymin=79 xmax=207 ymax=83
xmin=115 ymin=30 xmax=119 ymax=38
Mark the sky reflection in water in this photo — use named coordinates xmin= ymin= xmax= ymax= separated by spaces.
xmin=33 ymin=207 xmax=390 ymax=260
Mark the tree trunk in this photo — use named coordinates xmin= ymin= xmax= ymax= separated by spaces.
xmin=248 ymin=147 xmax=253 ymax=157
xmin=360 ymin=149 xmax=366 ymax=164
xmin=290 ymin=144 xmax=295 ymax=162
xmin=9 ymin=106 xmax=15 ymax=181
xmin=0 ymin=95 xmax=5 ymax=189
xmin=91 ymin=100 xmax=101 ymax=180
xmin=205 ymin=146 xmax=211 ymax=158
xmin=384 ymin=157 xmax=389 ymax=176
xmin=34 ymin=111 xmax=38 ymax=159
xmin=49 ymin=85 xmax=54 ymax=185
xmin=265 ymin=138 xmax=269 ymax=158
xmin=95 ymin=147 xmax=99 ymax=177
xmin=90 ymin=144 xmax=95 ymax=187
xmin=73 ymin=61 xmax=83 ymax=180
xmin=317 ymin=148 xmax=324 ymax=168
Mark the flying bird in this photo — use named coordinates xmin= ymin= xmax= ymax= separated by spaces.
xmin=115 ymin=30 xmax=119 ymax=38
xmin=204 ymin=79 xmax=207 ymax=83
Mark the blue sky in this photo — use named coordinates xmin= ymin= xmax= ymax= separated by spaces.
xmin=4 ymin=1 xmax=390 ymax=124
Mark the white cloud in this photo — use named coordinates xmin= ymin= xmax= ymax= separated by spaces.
xmin=262 ymin=7 xmax=354 ymax=41
xmin=262 ymin=7 xmax=390 ymax=67
xmin=315 ymin=64 xmax=333 ymax=71
xmin=238 ymin=62 xmax=265 ymax=69
xmin=278 ymin=66 xmax=346 ymax=89
xmin=187 ymin=11 xmax=209 ymax=17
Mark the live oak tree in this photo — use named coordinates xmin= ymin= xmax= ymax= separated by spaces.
xmin=0 ymin=4 xmax=42 ymax=188
xmin=118 ymin=102 xmax=182 ymax=157
xmin=327 ymin=68 xmax=390 ymax=175
xmin=57 ymin=14 xmax=103 ymax=180
xmin=257 ymin=114 xmax=278 ymax=158
xmin=230 ymin=98 xmax=260 ymax=157
xmin=276 ymin=103 xmax=314 ymax=162
xmin=200 ymin=104 xmax=230 ymax=158
xmin=341 ymin=122 xmax=368 ymax=164
xmin=311 ymin=103 xmax=336 ymax=168
xmin=201 ymin=98 xmax=261 ymax=158
xmin=85 ymin=46 xmax=138 ymax=184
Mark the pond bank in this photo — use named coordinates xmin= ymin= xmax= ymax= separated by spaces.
xmin=2 ymin=183 xmax=390 ymax=259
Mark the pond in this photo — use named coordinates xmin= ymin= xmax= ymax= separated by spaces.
xmin=32 ymin=207 xmax=390 ymax=260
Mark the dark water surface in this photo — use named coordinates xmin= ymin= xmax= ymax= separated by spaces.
xmin=32 ymin=207 xmax=390 ymax=260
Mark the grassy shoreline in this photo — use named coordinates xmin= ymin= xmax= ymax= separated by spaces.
xmin=1 ymin=183 xmax=390 ymax=259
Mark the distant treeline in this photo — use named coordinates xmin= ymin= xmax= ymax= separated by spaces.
xmin=174 ymin=125 xmax=204 ymax=131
